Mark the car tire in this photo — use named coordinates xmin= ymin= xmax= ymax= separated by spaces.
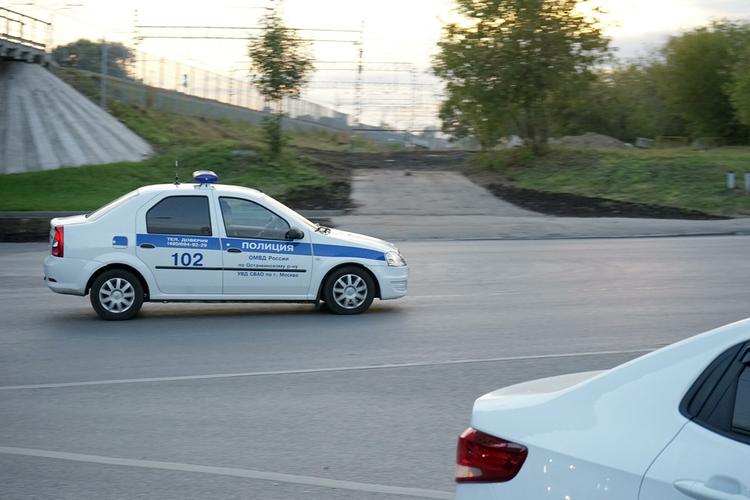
xmin=323 ymin=266 xmax=375 ymax=315
xmin=90 ymin=269 xmax=144 ymax=321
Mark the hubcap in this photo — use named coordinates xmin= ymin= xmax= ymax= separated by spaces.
xmin=99 ymin=278 xmax=135 ymax=313
xmin=332 ymin=274 xmax=367 ymax=309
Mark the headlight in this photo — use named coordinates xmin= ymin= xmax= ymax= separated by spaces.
xmin=385 ymin=251 xmax=406 ymax=267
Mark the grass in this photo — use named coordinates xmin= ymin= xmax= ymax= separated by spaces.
xmin=470 ymin=148 xmax=750 ymax=217
xmin=0 ymin=100 xmax=386 ymax=211
xmin=0 ymin=143 xmax=332 ymax=211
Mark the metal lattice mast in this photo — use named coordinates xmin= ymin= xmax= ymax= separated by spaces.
xmin=355 ymin=20 xmax=364 ymax=126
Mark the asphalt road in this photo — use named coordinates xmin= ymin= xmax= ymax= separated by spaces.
xmin=2 ymin=237 xmax=750 ymax=499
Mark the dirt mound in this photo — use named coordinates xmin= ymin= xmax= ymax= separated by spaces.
xmin=552 ymin=132 xmax=628 ymax=149
xmin=487 ymin=184 xmax=727 ymax=220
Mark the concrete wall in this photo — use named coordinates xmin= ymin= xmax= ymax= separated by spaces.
xmin=0 ymin=61 xmax=153 ymax=174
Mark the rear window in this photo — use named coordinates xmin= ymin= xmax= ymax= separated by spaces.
xmin=146 ymin=196 xmax=212 ymax=236
xmin=682 ymin=342 xmax=750 ymax=446
xmin=86 ymin=190 xmax=139 ymax=222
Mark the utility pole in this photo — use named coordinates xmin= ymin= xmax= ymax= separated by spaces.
xmin=132 ymin=9 xmax=141 ymax=80
xmin=100 ymin=41 xmax=108 ymax=109
xmin=409 ymin=64 xmax=417 ymax=145
xmin=354 ymin=20 xmax=364 ymax=126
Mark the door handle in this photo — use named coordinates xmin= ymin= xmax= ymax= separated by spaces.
xmin=226 ymin=248 xmax=242 ymax=253
xmin=674 ymin=477 xmax=749 ymax=500
xmin=139 ymin=243 xmax=155 ymax=249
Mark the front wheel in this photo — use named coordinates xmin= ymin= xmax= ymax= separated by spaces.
xmin=90 ymin=270 xmax=144 ymax=321
xmin=323 ymin=266 xmax=375 ymax=315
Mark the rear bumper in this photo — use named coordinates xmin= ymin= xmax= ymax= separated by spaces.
xmin=376 ymin=265 xmax=409 ymax=300
xmin=43 ymin=255 xmax=91 ymax=296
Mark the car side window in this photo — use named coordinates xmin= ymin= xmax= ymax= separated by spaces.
xmin=683 ymin=342 xmax=750 ymax=445
xmin=219 ymin=197 xmax=290 ymax=240
xmin=732 ymin=364 xmax=750 ymax=436
xmin=146 ymin=196 xmax=212 ymax=236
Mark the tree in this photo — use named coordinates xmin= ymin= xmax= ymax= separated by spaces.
xmin=730 ymin=47 xmax=750 ymax=127
xmin=434 ymin=0 xmax=609 ymax=154
xmin=550 ymin=62 xmax=686 ymax=142
xmin=52 ymin=39 xmax=133 ymax=79
xmin=656 ymin=22 xmax=750 ymax=141
xmin=248 ymin=9 xmax=314 ymax=159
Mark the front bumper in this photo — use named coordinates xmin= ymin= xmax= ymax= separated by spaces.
xmin=376 ymin=265 xmax=409 ymax=300
xmin=44 ymin=255 xmax=91 ymax=296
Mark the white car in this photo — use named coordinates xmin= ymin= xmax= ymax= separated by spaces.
xmin=455 ymin=319 xmax=750 ymax=499
xmin=43 ymin=171 xmax=408 ymax=320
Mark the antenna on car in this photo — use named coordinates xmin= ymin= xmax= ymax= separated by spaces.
xmin=174 ymin=160 xmax=180 ymax=185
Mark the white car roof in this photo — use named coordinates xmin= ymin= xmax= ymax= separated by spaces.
xmin=136 ymin=183 xmax=264 ymax=199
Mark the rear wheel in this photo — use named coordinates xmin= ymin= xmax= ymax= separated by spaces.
xmin=323 ymin=266 xmax=375 ymax=315
xmin=90 ymin=270 xmax=144 ymax=321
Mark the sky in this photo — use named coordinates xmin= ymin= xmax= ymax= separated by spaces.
xmin=10 ymin=0 xmax=750 ymax=128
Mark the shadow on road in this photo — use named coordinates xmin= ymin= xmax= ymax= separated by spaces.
xmin=50 ymin=302 xmax=405 ymax=325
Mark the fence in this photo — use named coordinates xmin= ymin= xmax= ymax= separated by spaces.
xmin=0 ymin=7 xmax=49 ymax=51
xmin=131 ymin=49 xmax=349 ymax=129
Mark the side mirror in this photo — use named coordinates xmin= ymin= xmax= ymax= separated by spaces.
xmin=285 ymin=228 xmax=305 ymax=241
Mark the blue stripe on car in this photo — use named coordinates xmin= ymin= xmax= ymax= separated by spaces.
xmin=136 ymin=234 xmax=385 ymax=261
xmin=312 ymin=244 xmax=386 ymax=261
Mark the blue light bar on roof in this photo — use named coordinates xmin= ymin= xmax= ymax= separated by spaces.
xmin=193 ymin=170 xmax=219 ymax=184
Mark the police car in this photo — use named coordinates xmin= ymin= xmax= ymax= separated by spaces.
xmin=43 ymin=171 xmax=408 ymax=320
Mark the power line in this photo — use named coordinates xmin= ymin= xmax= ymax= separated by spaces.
xmin=136 ymin=36 xmax=358 ymax=42
xmin=135 ymin=25 xmax=361 ymax=34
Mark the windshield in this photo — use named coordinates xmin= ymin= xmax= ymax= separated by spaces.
xmin=258 ymin=193 xmax=320 ymax=230
xmin=86 ymin=190 xmax=139 ymax=221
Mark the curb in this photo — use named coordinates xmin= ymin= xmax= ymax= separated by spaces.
xmin=380 ymin=232 xmax=746 ymax=242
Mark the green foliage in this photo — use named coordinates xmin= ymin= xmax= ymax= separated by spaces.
xmin=0 ymin=144 xmax=328 ymax=211
xmin=730 ymin=46 xmax=750 ymax=127
xmin=435 ymin=11 xmax=750 ymax=147
xmin=108 ymin=102 xmax=264 ymax=148
xmin=52 ymin=39 xmax=134 ymax=79
xmin=247 ymin=10 xmax=314 ymax=159
xmin=262 ymin=114 xmax=285 ymax=159
xmin=0 ymin=103 xmax=381 ymax=211
xmin=247 ymin=11 xmax=314 ymax=102
xmin=434 ymin=0 xmax=610 ymax=154
xmin=656 ymin=22 xmax=750 ymax=141
xmin=472 ymin=148 xmax=750 ymax=216
xmin=550 ymin=63 xmax=686 ymax=142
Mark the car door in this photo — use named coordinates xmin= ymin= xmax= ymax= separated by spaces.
xmin=135 ymin=193 xmax=223 ymax=295
xmin=640 ymin=342 xmax=750 ymax=500
xmin=217 ymin=196 xmax=312 ymax=297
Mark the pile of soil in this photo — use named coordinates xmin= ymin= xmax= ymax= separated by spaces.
xmin=281 ymin=181 xmax=351 ymax=210
xmin=551 ymin=133 xmax=628 ymax=149
xmin=282 ymin=149 xmax=355 ymax=210
xmin=487 ymin=184 xmax=728 ymax=220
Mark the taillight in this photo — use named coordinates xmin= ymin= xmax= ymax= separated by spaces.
xmin=456 ymin=427 xmax=527 ymax=483
xmin=51 ymin=226 xmax=64 ymax=257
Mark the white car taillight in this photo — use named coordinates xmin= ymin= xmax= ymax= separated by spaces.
xmin=51 ymin=226 xmax=64 ymax=257
xmin=456 ymin=427 xmax=528 ymax=483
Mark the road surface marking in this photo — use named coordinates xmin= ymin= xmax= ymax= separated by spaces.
xmin=0 ymin=446 xmax=452 ymax=499
xmin=0 ymin=348 xmax=657 ymax=391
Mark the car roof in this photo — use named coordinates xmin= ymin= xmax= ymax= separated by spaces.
xmin=136 ymin=183 xmax=264 ymax=199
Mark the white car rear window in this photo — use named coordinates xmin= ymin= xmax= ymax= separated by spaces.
xmin=86 ymin=190 xmax=139 ymax=222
